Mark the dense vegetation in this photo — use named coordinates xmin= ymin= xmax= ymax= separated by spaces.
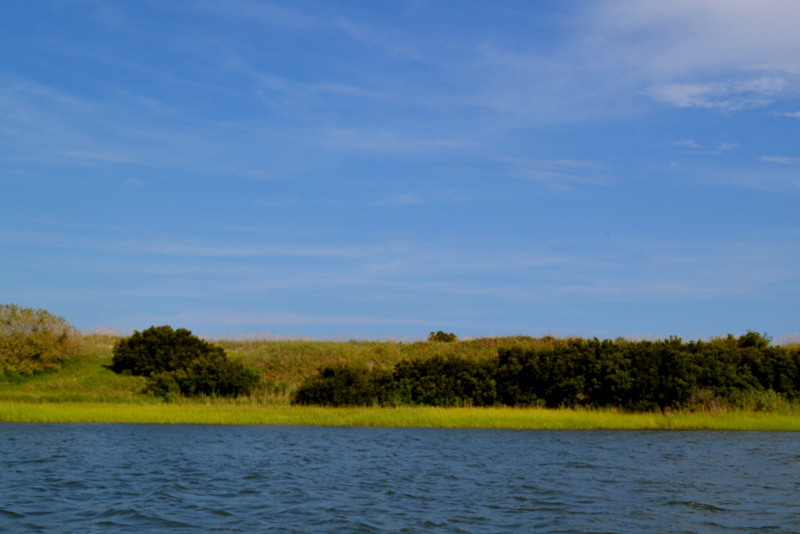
xmin=112 ymin=325 xmax=260 ymax=399
xmin=4 ymin=307 xmax=800 ymax=416
xmin=293 ymin=332 xmax=800 ymax=411
xmin=230 ymin=335 xmax=552 ymax=397
xmin=0 ymin=304 xmax=82 ymax=377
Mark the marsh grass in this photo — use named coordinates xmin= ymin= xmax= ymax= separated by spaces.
xmin=3 ymin=403 xmax=800 ymax=430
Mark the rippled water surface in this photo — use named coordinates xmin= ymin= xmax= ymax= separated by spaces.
xmin=2 ymin=424 xmax=800 ymax=533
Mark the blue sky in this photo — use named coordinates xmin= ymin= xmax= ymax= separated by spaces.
xmin=2 ymin=0 xmax=799 ymax=341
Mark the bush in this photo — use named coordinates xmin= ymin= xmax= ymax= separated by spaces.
xmin=0 ymin=304 xmax=81 ymax=376
xmin=428 ymin=331 xmax=458 ymax=342
xmin=291 ymin=355 xmax=498 ymax=407
xmin=112 ymin=325 xmax=259 ymax=399
xmin=392 ymin=355 xmax=497 ymax=407
xmin=292 ymin=364 xmax=386 ymax=406
xmin=290 ymin=332 xmax=800 ymax=412
xmin=496 ymin=334 xmax=800 ymax=411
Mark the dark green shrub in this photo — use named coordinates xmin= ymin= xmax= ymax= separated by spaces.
xmin=497 ymin=334 xmax=800 ymax=411
xmin=392 ymin=355 xmax=497 ymax=407
xmin=291 ymin=355 xmax=497 ymax=407
xmin=497 ymin=339 xmax=596 ymax=408
xmin=737 ymin=331 xmax=771 ymax=349
xmin=292 ymin=364 xmax=385 ymax=406
xmin=291 ymin=332 xmax=800 ymax=412
xmin=0 ymin=304 xmax=82 ymax=376
xmin=650 ymin=338 xmax=699 ymax=409
xmin=112 ymin=325 xmax=206 ymax=375
xmin=112 ymin=325 xmax=259 ymax=398
xmin=498 ymin=337 xmax=698 ymax=410
xmin=586 ymin=339 xmax=634 ymax=407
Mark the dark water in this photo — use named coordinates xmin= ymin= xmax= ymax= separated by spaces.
xmin=2 ymin=424 xmax=799 ymax=533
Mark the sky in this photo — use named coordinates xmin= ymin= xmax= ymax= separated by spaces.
xmin=1 ymin=0 xmax=799 ymax=341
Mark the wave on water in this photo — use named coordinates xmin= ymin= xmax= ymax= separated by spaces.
xmin=2 ymin=425 xmax=800 ymax=533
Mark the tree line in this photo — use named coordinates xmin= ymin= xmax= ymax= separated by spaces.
xmin=293 ymin=332 xmax=800 ymax=411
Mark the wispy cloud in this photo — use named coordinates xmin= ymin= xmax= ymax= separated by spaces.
xmin=189 ymin=0 xmax=317 ymax=30
xmin=0 ymin=77 xmax=179 ymax=168
xmin=312 ymin=126 xmax=472 ymax=153
xmin=672 ymin=139 xmax=703 ymax=150
xmin=687 ymin=164 xmax=800 ymax=191
xmin=0 ymin=75 xmax=325 ymax=179
xmin=161 ymin=310 xmax=433 ymax=329
xmin=252 ymin=197 xmax=303 ymax=207
xmin=580 ymin=1 xmax=800 ymax=112
xmin=0 ymin=230 xmax=379 ymax=259
xmin=761 ymin=156 xmax=800 ymax=165
xmin=487 ymin=156 xmax=612 ymax=190
xmin=645 ymin=76 xmax=791 ymax=112
xmin=4 ymin=1 xmax=800 ymax=339
xmin=190 ymin=0 xmax=422 ymax=59
xmin=11 ymin=222 xmax=796 ymax=304
xmin=377 ymin=193 xmax=423 ymax=206
xmin=671 ymin=140 xmax=739 ymax=155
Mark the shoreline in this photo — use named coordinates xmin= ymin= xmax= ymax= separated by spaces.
xmin=3 ymin=402 xmax=800 ymax=430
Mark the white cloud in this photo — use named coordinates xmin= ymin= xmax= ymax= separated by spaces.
xmin=582 ymin=0 xmax=800 ymax=111
xmin=406 ymin=0 xmax=800 ymax=127
xmin=586 ymin=0 xmax=800 ymax=74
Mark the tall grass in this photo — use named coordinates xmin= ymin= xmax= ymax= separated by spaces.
xmin=3 ymin=403 xmax=800 ymax=430
xmin=223 ymin=335 xmax=556 ymax=400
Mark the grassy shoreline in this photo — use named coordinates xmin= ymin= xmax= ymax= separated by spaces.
xmin=4 ymin=336 xmax=800 ymax=430
xmin=3 ymin=402 xmax=800 ymax=430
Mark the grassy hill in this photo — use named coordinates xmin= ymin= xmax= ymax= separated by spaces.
xmin=0 ymin=334 xmax=550 ymax=405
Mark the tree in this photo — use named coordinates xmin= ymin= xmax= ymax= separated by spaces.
xmin=0 ymin=304 xmax=81 ymax=376
xmin=112 ymin=325 xmax=259 ymax=398
xmin=292 ymin=364 xmax=383 ymax=406
xmin=738 ymin=330 xmax=771 ymax=349
xmin=428 ymin=331 xmax=458 ymax=342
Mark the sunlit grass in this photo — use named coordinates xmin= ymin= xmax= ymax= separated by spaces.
xmin=3 ymin=335 xmax=800 ymax=430
xmin=0 ymin=342 xmax=154 ymax=403
xmin=2 ymin=403 xmax=800 ymax=430
xmin=222 ymin=335 xmax=553 ymax=398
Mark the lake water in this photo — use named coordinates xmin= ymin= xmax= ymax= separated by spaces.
xmin=2 ymin=424 xmax=799 ymax=533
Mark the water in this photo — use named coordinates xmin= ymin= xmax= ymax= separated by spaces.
xmin=2 ymin=424 xmax=799 ymax=533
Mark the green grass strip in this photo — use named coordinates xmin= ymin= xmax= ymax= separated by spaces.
xmin=3 ymin=402 xmax=800 ymax=430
